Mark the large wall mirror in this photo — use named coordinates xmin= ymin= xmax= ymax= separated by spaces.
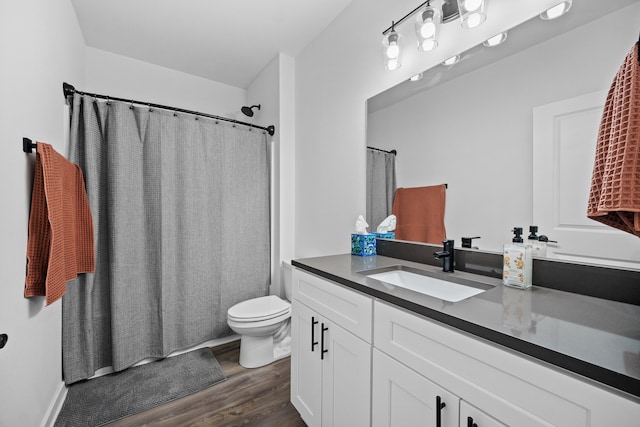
xmin=367 ymin=0 xmax=640 ymax=269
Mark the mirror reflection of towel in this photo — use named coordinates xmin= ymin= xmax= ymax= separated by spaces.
xmin=587 ymin=42 xmax=640 ymax=237
xmin=24 ymin=142 xmax=95 ymax=305
xmin=391 ymin=184 xmax=446 ymax=244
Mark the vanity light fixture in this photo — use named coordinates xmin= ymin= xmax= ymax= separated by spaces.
xmin=381 ymin=0 xmax=489 ymax=71
xmin=442 ymin=54 xmax=460 ymax=66
xmin=540 ymin=1 xmax=572 ymax=20
xmin=483 ymin=31 xmax=507 ymax=47
xmin=414 ymin=1 xmax=442 ymax=52
xmin=457 ymin=0 xmax=487 ymax=29
xmin=382 ymin=23 xmax=402 ymax=71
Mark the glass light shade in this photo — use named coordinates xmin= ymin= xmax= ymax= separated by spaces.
xmin=483 ymin=32 xmax=507 ymax=47
xmin=442 ymin=55 xmax=460 ymax=66
xmin=414 ymin=4 xmax=441 ymax=52
xmin=540 ymin=1 xmax=572 ymax=20
xmin=382 ymin=29 xmax=402 ymax=70
xmin=410 ymin=72 xmax=424 ymax=82
xmin=457 ymin=0 xmax=487 ymax=29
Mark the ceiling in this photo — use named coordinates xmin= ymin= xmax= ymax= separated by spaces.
xmin=70 ymin=0 xmax=353 ymax=89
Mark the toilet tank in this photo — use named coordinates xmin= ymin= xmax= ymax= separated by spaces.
xmin=282 ymin=262 xmax=293 ymax=301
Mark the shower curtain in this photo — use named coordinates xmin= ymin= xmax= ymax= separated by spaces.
xmin=366 ymin=148 xmax=396 ymax=232
xmin=62 ymin=94 xmax=270 ymax=384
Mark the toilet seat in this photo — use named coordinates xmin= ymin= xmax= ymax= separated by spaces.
xmin=228 ymin=295 xmax=291 ymax=323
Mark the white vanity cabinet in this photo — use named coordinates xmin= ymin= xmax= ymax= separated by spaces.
xmin=372 ymin=348 xmax=460 ymax=427
xmin=290 ymin=269 xmax=373 ymax=427
xmin=373 ymin=300 xmax=640 ymax=427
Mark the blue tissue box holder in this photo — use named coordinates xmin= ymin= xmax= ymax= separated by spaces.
xmin=351 ymin=233 xmax=376 ymax=256
xmin=373 ymin=232 xmax=395 ymax=239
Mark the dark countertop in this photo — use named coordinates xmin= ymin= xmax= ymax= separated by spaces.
xmin=292 ymin=254 xmax=640 ymax=400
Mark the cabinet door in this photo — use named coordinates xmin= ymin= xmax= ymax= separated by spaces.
xmin=461 ymin=401 xmax=507 ymax=427
xmin=291 ymin=300 xmax=323 ymax=427
xmin=372 ymin=349 xmax=459 ymax=427
xmin=321 ymin=318 xmax=372 ymax=427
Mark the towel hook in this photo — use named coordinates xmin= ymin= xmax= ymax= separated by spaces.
xmin=23 ymin=137 xmax=36 ymax=153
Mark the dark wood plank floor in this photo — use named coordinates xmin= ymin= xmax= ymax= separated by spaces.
xmin=108 ymin=340 xmax=306 ymax=426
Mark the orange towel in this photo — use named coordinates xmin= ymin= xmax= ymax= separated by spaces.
xmin=587 ymin=42 xmax=640 ymax=237
xmin=391 ymin=184 xmax=446 ymax=244
xmin=25 ymin=142 xmax=95 ymax=305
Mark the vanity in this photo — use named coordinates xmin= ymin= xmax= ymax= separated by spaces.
xmin=289 ymin=250 xmax=640 ymax=427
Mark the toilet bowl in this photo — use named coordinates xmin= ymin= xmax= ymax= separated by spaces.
xmin=227 ymin=263 xmax=293 ymax=368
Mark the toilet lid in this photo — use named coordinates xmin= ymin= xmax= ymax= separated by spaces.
xmin=228 ymin=295 xmax=290 ymax=322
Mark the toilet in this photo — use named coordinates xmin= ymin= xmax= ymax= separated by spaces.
xmin=227 ymin=263 xmax=293 ymax=368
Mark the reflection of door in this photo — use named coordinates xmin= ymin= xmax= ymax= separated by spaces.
xmin=533 ymin=91 xmax=640 ymax=268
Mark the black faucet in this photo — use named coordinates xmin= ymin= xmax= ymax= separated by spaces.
xmin=433 ymin=239 xmax=455 ymax=272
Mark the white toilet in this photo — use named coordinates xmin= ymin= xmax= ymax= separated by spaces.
xmin=227 ymin=263 xmax=293 ymax=368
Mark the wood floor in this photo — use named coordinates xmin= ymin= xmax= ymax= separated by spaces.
xmin=108 ymin=340 xmax=306 ymax=426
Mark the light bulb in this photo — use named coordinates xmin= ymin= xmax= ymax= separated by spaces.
xmin=463 ymin=0 xmax=483 ymax=12
xmin=463 ymin=12 xmax=484 ymax=28
xmin=420 ymin=22 xmax=436 ymax=38
xmin=386 ymin=43 xmax=400 ymax=59
xmin=483 ymin=32 xmax=507 ymax=47
xmin=386 ymin=59 xmax=400 ymax=71
xmin=419 ymin=39 xmax=438 ymax=51
xmin=442 ymin=55 xmax=460 ymax=66
xmin=540 ymin=1 xmax=572 ymax=20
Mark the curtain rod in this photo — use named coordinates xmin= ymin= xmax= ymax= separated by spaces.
xmin=62 ymin=82 xmax=275 ymax=136
xmin=367 ymin=146 xmax=397 ymax=155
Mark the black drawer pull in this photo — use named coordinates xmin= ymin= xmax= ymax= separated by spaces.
xmin=311 ymin=317 xmax=318 ymax=352
xmin=321 ymin=323 xmax=329 ymax=360
xmin=436 ymin=396 xmax=446 ymax=427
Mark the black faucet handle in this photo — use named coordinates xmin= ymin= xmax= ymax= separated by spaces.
xmin=461 ymin=236 xmax=481 ymax=248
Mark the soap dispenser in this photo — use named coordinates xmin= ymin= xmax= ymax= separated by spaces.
xmin=503 ymin=227 xmax=532 ymax=289
xmin=527 ymin=226 xmax=546 ymax=258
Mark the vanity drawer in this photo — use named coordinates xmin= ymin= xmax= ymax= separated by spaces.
xmin=293 ymin=268 xmax=372 ymax=342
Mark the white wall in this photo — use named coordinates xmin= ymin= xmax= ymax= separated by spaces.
xmin=293 ymin=0 xmax=565 ymax=257
xmin=0 ymin=1 xmax=86 ymax=426
xmin=367 ymin=5 xmax=640 ymax=252
xmin=85 ymin=47 xmax=245 ymax=117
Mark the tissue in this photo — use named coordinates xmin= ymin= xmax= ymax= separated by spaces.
xmin=354 ymin=215 xmax=369 ymax=234
xmin=374 ymin=214 xmax=396 ymax=239
xmin=351 ymin=215 xmax=376 ymax=256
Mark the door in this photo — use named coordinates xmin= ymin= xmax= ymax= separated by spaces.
xmin=372 ymin=349 xmax=459 ymax=427
xmin=321 ymin=318 xmax=371 ymax=427
xmin=533 ymin=91 xmax=640 ymax=268
xmin=290 ymin=300 xmax=322 ymax=427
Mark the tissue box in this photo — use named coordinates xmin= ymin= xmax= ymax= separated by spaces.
xmin=351 ymin=233 xmax=376 ymax=256
xmin=373 ymin=232 xmax=395 ymax=239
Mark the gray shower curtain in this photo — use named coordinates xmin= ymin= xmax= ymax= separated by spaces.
xmin=62 ymin=94 xmax=270 ymax=384
xmin=366 ymin=148 xmax=396 ymax=232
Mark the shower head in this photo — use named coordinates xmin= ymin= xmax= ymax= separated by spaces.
xmin=241 ymin=104 xmax=261 ymax=117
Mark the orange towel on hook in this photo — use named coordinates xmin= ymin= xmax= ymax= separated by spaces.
xmin=587 ymin=42 xmax=640 ymax=237
xmin=24 ymin=142 xmax=95 ymax=305
xmin=391 ymin=184 xmax=447 ymax=244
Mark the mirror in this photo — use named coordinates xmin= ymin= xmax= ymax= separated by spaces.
xmin=366 ymin=0 xmax=640 ymax=269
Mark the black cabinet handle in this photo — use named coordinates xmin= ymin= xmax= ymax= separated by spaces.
xmin=467 ymin=416 xmax=478 ymax=427
xmin=436 ymin=396 xmax=446 ymax=427
xmin=311 ymin=317 xmax=318 ymax=352
xmin=321 ymin=323 xmax=329 ymax=360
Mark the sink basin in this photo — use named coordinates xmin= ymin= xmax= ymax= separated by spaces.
xmin=359 ymin=266 xmax=490 ymax=302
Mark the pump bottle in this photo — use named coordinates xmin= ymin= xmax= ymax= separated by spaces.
xmin=503 ymin=227 xmax=532 ymax=289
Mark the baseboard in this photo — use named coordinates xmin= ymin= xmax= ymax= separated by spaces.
xmin=41 ymin=335 xmax=240 ymax=426
xmin=41 ymin=381 xmax=67 ymax=427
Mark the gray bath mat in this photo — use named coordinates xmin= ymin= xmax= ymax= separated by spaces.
xmin=55 ymin=347 xmax=226 ymax=426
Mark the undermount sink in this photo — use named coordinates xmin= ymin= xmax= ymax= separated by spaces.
xmin=358 ymin=266 xmax=491 ymax=302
